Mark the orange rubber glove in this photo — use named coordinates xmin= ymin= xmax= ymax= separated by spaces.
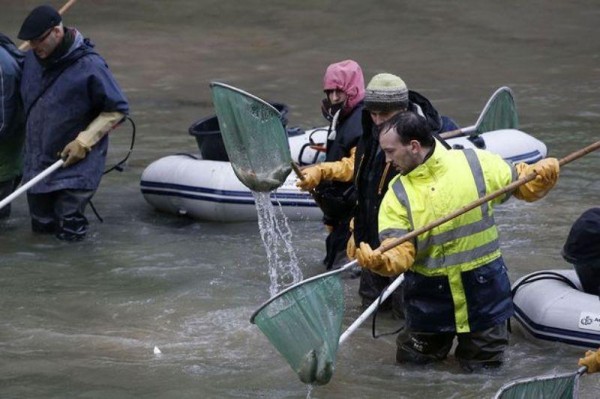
xmin=514 ymin=158 xmax=560 ymax=202
xmin=355 ymin=238 xmax=415 ymax=276
xmin=60 ymin=111 xmax=125 ymax=167
xmin=579 ymin=348 xmax=600 ymax=373
xmin=295 ymin=148 xmax=356 ymax=191
xmin=296 ymin=166 xmax=323 ymax=191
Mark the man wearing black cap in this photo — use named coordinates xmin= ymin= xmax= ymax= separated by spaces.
xmin=18 ymin=4 xmax=129 ymax=241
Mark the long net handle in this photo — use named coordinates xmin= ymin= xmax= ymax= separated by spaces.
xmin=57 ymin=0 xmax=78 ymax=15
xmin=439 ymin=125 xmax=475 ymax=139
xmin=0 ymin=159 xmax=64 ymax=210
xmin=291 ymin=162 xmax=306 ymax=180
xmin=339 ymin=274 xmax=404 ymax=343
xmin=340 ymin=139 xmax=600 ymax=344
xmin=378 ymin=140 xmax=600 ymax=254
xmin=18 ymin=0 xmax=79 ymax=51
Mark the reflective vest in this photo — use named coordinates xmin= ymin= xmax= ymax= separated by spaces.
xmin=379 ymin=143 xmax=516 ymax=332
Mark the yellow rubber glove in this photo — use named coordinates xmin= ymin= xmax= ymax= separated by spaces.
xmin=579 ymin=348 xmax=600 ymax=373
xmin=514 ymin=158 xmax=560 ymax=202
xmin=295 ymin=148 xmax=356 ymax=191
xmin=355 ymin=238 xmax=415 ymax=276
xmin=296 ymin=166 xmax=323 ymax=191
xmin=60 ymin=111 xmax=126 ymax=167
xmin=60 ymin=140 xmax=89 ymax=167
xmin=76 ymin=111 xmax=125 ymax=148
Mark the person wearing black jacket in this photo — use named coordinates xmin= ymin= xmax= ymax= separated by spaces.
xmin=314 ymin=60 xmax=365 ymax=270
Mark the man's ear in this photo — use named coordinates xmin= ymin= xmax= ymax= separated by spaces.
xmin=410 ymin=140 xmax=421 ymax=152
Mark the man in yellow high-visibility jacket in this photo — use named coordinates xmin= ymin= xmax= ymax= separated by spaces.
xmin=355 ymin=111 xmax=559 ymax=371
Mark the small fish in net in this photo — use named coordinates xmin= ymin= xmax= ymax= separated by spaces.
xmin=297 ymin=345 xmax=335 ymax=385
xmin=234 ymin=164 xmax=292 ymax=192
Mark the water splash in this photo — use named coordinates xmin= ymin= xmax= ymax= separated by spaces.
xmin=306 ymin=384 xmax=314 ymax=398
xmin=253 ymin=192 xmax=303 ymax=296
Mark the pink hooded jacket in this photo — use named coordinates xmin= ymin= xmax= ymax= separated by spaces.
xmin=322 ymin=59 xmax=365 ymax=116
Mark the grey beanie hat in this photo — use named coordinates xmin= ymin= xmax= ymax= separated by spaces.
xmin=364 ymin=73 xmax=409 ymax=112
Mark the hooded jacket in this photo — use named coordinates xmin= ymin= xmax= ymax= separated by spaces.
xmin=322 ymin=60 xmax=365 ymax=117
xmin=316 ymin=61 xmax=365 ymax=223
xmin=20 ymin=29 xmax=129 ymax=193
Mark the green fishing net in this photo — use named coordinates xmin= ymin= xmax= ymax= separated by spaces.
xmin=494 ymin=371 xmax=580 ymax=399
xmin=210 ymin=82 xmax=292 ymax=192
xmin=476 ymin=87 xmax=519 ymax=133
xmin=251 ymin=273 xmax=346 ymax=385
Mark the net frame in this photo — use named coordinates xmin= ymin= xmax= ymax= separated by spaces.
xmin=250 ymin=262 xmax=356 ymax=385
xmin=493 ymin=367 xmax=586 ymax=399
xmin=209 ymin=82 xmax=293 ymax=192
xmin=474 ymin=86 xmax=519 ymax=134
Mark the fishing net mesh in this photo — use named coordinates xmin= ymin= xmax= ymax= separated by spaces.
xmin=478 ymin=88 xmax=519 ymax=133
xmin=210 ymin=83 xmax=292 ymax=192
xmin=252 ymin=274 xmax=345 ymax=385
xmin=494 ymin=371 xmax=580 ymax=399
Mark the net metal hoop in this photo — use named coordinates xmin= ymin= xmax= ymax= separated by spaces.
xmin=493 ymin=367 xmax=587 ymax=399
xmin=209 ymin=81 xmax=292 ymax=192
xmin=209 ymin=82 xmax=282 ymax=115
xmin=474 ymin=86 xmax=518 ymax=132
xmin=249 ymin=260 xmax=357 ymax=324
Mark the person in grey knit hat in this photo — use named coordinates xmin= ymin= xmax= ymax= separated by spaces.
xmin=364 ymin=73 xmax=409 ymax=113
xmin=298 ymin=72 xmax=458 ymax=317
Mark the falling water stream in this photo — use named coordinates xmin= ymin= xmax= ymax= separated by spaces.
xmin=253 ymin=193 xmax=327 ymax=399
xmin=253 ymin=192 xmax=303 ymax=296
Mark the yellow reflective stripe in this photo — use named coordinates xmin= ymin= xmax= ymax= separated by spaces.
xmin=448 ymin=268 xmax=470 ymax=333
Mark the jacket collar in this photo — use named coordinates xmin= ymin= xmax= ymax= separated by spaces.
xmin=405 ymin=139 xmax=450 ymax=181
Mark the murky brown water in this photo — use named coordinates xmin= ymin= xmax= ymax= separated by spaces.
xmin=1 ymin=1 xmax=599 ymax=398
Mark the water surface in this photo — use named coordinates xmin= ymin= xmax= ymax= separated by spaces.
xmin=0 ymin=1 xmax=599 ymax=398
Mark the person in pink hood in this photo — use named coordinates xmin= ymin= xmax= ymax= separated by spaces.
xmin=314 ymin=60 xmax=365 ymax=270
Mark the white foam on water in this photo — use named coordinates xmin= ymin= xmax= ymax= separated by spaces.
xmin=253 ymin=191 xmax=303 ymax=296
